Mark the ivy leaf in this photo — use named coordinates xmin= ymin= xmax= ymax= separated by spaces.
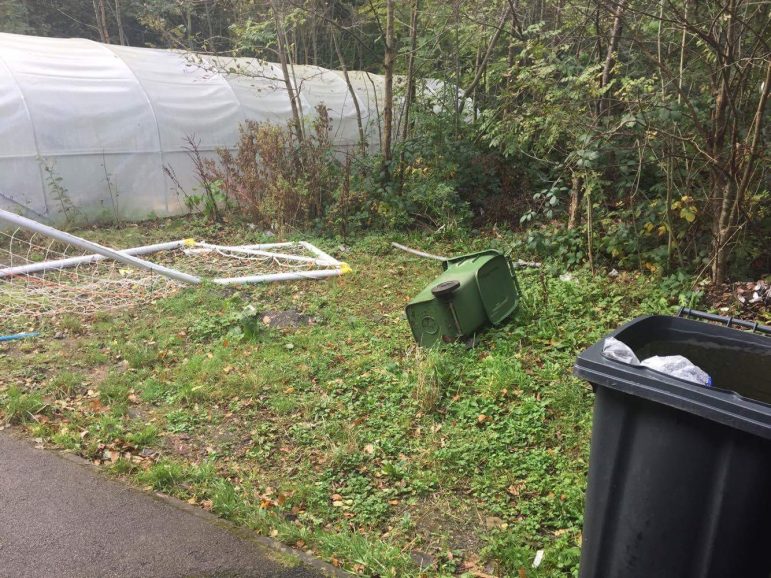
xmin=680 ymin=208 xmax=696 ymax=223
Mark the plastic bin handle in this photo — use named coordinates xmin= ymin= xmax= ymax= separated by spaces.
xmin=678 ymin=307 xmax=771 ymax=336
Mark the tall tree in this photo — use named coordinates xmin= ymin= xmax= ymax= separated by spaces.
xmin=382 ymin=0 xmax=396 ymax=165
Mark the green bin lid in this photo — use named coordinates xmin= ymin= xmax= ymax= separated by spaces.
xmin=443 ymin=250 xmax=519 ymax=326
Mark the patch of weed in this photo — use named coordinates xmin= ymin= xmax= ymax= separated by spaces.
xmin=127 ymin=423 xmax=159 ymax=447
xmin=99 ymin=372 xmax=131 ymax=406
xmin=1 ymin=387 xmax=47 ymax=424
xmin=47 ymin=371 xmax=83 ymax=398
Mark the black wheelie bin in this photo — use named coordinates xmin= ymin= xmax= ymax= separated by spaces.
xmin=574 ymin=311 xmax=771 ymax=578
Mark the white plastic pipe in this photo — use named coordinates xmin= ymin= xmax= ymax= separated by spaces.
xmin=298 ymin=241 xmax=341 ymax=265
xmin=193 ymin=242 xmax=334 ymax=266
xmin=212 ymin=268 xmax=344 ymax=284
xmin=0 ymin=209 xmax=200 ymax=284
xmin=0 ymin=240 xmax=187 ymax=278
xmin=236 ymin=242 xmax=296 ymax=249
xmin=391 ymin=242 xmax=446 ymax=261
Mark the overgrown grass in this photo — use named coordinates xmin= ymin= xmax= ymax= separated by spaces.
xmin=0 ymin=220 xmax=692 ymax=577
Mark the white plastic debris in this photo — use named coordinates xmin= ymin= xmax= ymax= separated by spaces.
xmin=602 ymin=337 xmax=712 ymax=387
xmin=532 ymin=549 xmax=545 ymax=568
xmin=603 ymin=336 xmax=641 ymax=365
xmin=559 ymin=273 xmax=575 ymax=282
xmin=641 ymin=356 xmax=712 ymax=387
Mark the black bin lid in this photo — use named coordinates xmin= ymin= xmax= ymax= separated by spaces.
xmin=574 ymin=315 xmax=771 ymax=440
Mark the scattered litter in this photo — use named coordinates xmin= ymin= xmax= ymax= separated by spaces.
xmin=532 ymin=549 xmax=545 ymax=568
xmin=0 ymin=332 xmax=39 ymax=342
xmin=559 ymin=273 xmax=575 ymax=282
xmin=510 ymin=259 xmax=541 ymax=269
xmin=603 ymin=337 xmax=712 ymax=386
xmin=608 ymin=268 xmax=619 ymax=277
xmin=746 ymin=281 xmax=770 ymax=304
xmin=728 ymin=280 xmax=769 ymax=309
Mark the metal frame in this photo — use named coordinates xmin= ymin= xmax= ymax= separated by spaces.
xmin=0 ymin=208 xmax=350 ymax=285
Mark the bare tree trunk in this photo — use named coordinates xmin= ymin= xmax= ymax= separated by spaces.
xmin=677 ymin=0 xmax=688 ymax=104
xmin=472 ymin=43 xmax=481 ymax=121
xmin=665 ymin=142 xmax=675 ymax=270
xmin=114 ymin=0 xmax=126 ymax=46
xmin=93 ymin=0 xmax=111 ymax=43
xmin=332 ymin=31 xmax=367 ymax=156
xmin=593 ymin=5 xmax=603 ymax=61
xmin=709 ymin=0 xmax=738 ymax=284
xmin=311 ymin=8 xmax=318 ymax=65
xmin=453 ymin=0 xmax=461 ymax=127
xmin=364 ymin=72 xmax=383 ymax=153
xmin=185 ymin=1 xmax=192 ymax=47
xmin=382 ymin=0 xmax=395 ymax=165
xmin=401 ymin=0 xmax=420 ymax=143
xmin=586 ymin=188 xmax=594 ymax=274
xmin=599 ymin=0 xmax=626 ymax=116
xmin=93 ymin=0 xmax=106 ymax=43
xmin=712 ymin=59 xmax=770 ymax=283
xmin=98 ymin=0 xmax=110 ymax=43
xmin=271 ymin=0 xmax=304 ymax=144
xmin=460 ymin=3 xmax=514 ymax=108
xmin=656 ymin=0 xmax=665 ymax=93
xmin=567 ymin=173 xmax=582 ymax=230
xmin=204 ymin=0 xmax=214 ymax=46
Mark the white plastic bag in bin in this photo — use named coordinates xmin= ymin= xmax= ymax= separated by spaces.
xmin=603 ymin=337 xmax=712 ymax=387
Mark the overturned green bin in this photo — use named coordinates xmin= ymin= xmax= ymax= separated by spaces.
xmin=406 ymin=250 xmax=520 ymax=347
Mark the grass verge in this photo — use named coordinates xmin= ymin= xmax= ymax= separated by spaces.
xmin=1 ymin=220 xmax=696 ymax=577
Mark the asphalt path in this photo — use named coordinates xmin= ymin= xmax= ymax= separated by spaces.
xmin=0 ymin=430 xmax=340 ymax=578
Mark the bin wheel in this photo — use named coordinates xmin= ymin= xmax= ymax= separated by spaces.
xmin=431 ymin=280 xmax=460 ymax=300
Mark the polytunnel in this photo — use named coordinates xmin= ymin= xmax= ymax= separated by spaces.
xmin=0 ymin=32 xmax=386 ymax=224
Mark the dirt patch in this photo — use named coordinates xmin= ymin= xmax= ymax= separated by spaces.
xmin=261 ymin=310 xmax=315 ymax=329
xmin=163 ymin=433 xmax=207 ymax=460
xmin=88 ymin=365 xmax=109 ymax=385
xmin=407 ymin=494 xmax=487 ymax=554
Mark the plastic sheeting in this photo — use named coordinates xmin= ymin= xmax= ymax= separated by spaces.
xmin=0 ymin=33 xmax=387 ymax=224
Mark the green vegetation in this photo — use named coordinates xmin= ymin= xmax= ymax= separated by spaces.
xmin=1 ymin=1 xmax=768 ymax=573
xmin=3 ymin=0 xmax=768 ymax=283
xmin=0 ymin=220 xmax=712 ymax=577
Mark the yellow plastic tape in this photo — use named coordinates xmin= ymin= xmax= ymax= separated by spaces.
xmin=339 ymin=262 xmax=352 ymax=275
xmin=183 ymin=238 xmax=196 ymax=247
